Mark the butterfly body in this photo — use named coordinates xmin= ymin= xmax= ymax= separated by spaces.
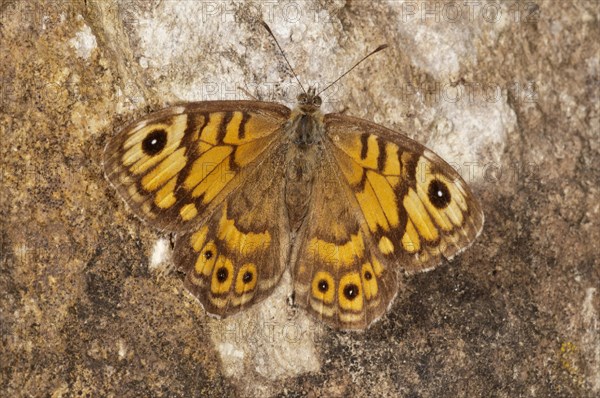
xmin=283 ymin=91 xmax=325 ymax=234
xmin=104 ymin=91 xmax=484 ymax=330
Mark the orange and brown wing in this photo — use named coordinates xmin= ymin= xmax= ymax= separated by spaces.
xmin=173 ymin=145 xmax=290 ymax=317
xmin=292 ymin=155 xmax=399 ymax=329
xmin=104 ymin=101 xmax=292 ymax=317
xmin=325 ymin=113 xmax=484 ymax=273
xmin=103 ymin=101 xmax=290 ymax=232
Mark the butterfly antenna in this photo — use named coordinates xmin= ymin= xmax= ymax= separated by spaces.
xmin=261 ymin=21 xmax=306 ymax=94
xmin=316 ymin=44 xmax=388 ymax=96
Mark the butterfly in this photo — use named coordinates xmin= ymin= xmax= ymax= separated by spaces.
xmin=103 ymin=34 xmax=484 ymax=330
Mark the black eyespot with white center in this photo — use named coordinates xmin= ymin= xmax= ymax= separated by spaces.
xmin=428 ymin=178 xmax=451 ymax=209
xmin=318 ymin=279 xmax=329 ymax=293
xmin=242 ymin=271 xmax=253 ymax=284
xmin=204 ymin=250 xmax=213 ymax=260
xmin=142 ymin=129 xmax=167 ymax=156
xmin=364 ymin=270 xmax=372 ymax=281
xmin=343 ymin=284 xmax=359 ymax=300
xmin=216 ymin=267 xmax=228 ymax=283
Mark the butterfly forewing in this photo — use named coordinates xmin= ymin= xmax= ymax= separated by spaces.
xmin=103 ymin=101 xmax=290 ymax=232
xmin=324 ymin=114 xmax=484 ymax=273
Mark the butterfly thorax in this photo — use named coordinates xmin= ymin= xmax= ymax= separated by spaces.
xmin=284 ymin=90 xmax=324 ymax=232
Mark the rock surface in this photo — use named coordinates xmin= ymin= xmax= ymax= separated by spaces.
xmin=1 ymin=0 xmax=598 ymax=396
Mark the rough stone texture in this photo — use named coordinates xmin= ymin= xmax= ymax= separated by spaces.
xmin=1 ymin=0 xmax=598 ymax=397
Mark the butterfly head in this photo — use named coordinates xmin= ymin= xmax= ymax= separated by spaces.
xmin=297 ymin=87 xmax=322 ymax=114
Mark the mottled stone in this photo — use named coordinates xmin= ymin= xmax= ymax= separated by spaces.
xmin=1 ymin=0 xmax=598 ymax=397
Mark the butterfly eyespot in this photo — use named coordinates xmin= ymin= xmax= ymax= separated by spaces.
xmin=234 ymin=264 xmax=257 ymax=294
xmin=194 ymin=241 xmax=217 ymax=276
xmin=317 ymin=279 xmax=329 ymax=292
xmin=361 ymin=264 xmax=378 ymax=300
xmin=311 ymin=271 xmax=335 ymax=304
xmin=343 ymin=283 xmax=360 ymax=300
xmin=428 ymin=178 xmax=451 ymax=209
xmin=216 ymin=267 xmax=229 ymax=283
xmin=142 ymin=129 xmax=168 ymax=155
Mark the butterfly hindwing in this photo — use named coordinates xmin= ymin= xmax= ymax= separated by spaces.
xmin=324 ymin=114 xmax=484 ymax=273
xmin=173 ymin=140 xmax=290 ymax=317
xmin=292 ymin=149 xmax=399 ymax=330
xmin=103 ymin=101 xmax=290 ymax=232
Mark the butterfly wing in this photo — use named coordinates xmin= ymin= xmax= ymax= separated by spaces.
xmin=293 ymin=114 xmax=484 ymax=329
xmin=173 ymin=144 xmax=290 ymax=317
xmin=325 ymin=113 xmax=484 ymax=272
xmin=104 ymin=101 xmax=292 ymax=317
xmin=292 ymin=154 xmax=399 ymax=329
xmin=103 ymin=101 xmax=290 ymax=232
